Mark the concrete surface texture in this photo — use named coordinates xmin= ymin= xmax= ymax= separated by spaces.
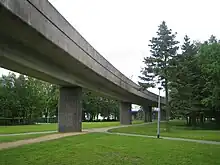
xmin=0 ymin=0 xmax=164 ymax=106
xmin=58 ymin=87 xmax=82 ymax=132
xmin=143 ymin=106 xmax=152 ymax=122
xmin=120 ymin=102 xmax=132 ymax=125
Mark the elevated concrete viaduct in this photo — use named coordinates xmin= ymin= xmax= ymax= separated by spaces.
xmin=0 ymin=0 xmax=165 ymax=132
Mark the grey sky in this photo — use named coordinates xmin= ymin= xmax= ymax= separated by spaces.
xmin=1 ymin=0 xmax=220 ymax=97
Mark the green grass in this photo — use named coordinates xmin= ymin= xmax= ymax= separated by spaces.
xmin=0 ymin=133 xmax=55 ymax=143
xmin=0 ymin=123 xmax=57 ymax=134
xmin=109 ymin=120 xmax=220 ymax=141
xmin=0 ymin=120 xmax=144 ymax=134
xmin=0 ymin=133 xmax=220 ymax=165
xmin=132 ymin=120 xmax=144 ymax=124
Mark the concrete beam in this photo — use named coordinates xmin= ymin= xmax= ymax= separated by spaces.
xmin=143 ymin=106 xmax=149 ymax=122
xmin=0 ymin=0 xmax=165 ymax=106
xmin=120 ymin=102 xmax=132 ymax=125
xmin=58 ymin=87 xmax=82 ymax=132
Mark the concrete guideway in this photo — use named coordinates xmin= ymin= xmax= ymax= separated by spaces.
xmin=0 ymin=0 xmax=164 ymax=105
xmin=0 ymin=0 xmax=165 ymax=133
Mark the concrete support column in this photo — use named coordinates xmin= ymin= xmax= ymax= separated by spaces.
xmin=143 ymin=106 xmax=152 ymax=122
xmin=149 ymin=106 xmax=152 ymax=122
xmin=120 ymin=102 xmax=132 ymax=125
xmin=143 ymin=106 xmax=149 ymax=122
xmin=161 ymin=110 xmax=164 ymax=121
xmin=58 ymin=87 xmax=82 ymax=132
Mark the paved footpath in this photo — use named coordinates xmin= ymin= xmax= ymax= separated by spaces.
xmin=0 ymin=123 xmax=147 ymax=137
xmin=0 ymin=132 xmax=88 ymax=150
xmin=0 ymin=123 xmax=146 ymax=150
xmin=106 ymin=132 xmax=220 ymax=145
xmin=0 ymin=131 xmax=57 ymax=137
xmin=1 ymin=122 xmax=220 ymax=150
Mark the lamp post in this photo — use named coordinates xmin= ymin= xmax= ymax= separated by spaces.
xmin=157 ymin=87 xmax=162 ymax=138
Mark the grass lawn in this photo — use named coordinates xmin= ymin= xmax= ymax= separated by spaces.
xmin=0 ymin=120 xmax=143 ymax=134
xmin=109 ymin=120 xmax=220 ymax=141
xmin=0 ymin=133 xmax=220 ymax=165
xmin=0 ymin=133 xmax=55 ymax=143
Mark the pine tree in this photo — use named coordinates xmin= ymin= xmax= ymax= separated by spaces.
xmin=139 ymin=21 xmax=179 ymax=120
xmin=169 ymin=35 xmax=201 ymax=126
xmin=208 ymin=35 xmax=217 ymax=44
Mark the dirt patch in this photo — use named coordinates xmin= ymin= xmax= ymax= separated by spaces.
xmin=0 ymin=131 xmax=88 ymax=150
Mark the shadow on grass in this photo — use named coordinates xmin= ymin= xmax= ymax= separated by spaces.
xmin=170 ymin=120 xmax=220 ymax=131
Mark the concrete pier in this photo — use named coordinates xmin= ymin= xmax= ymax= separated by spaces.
xmin=143 ymin=106 xmax=152 ymax=122
xmin=58 ymin=87 xmax=82 ymax=132
xmin=120 ymin=102 xmax=132 ymax=125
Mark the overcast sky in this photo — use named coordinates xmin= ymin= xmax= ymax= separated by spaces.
xmin=1 ymin=0 xmax=220 ymax=96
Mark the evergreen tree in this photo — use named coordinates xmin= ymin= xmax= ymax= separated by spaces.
xmin=139 ymin=21 xmax=179 ymax=120
xmin=169 ymin=35 xmax=199 ymax=126
xmin=208 ymin=35 xmax=217 ymax=44
xmin=199 ymin=40 xmax=220 ymax=123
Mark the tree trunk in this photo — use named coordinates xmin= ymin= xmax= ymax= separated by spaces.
xmin=28 ymin=112 xmax=33 ymax=125
xmin=96 ymin=114 xmax=99 ymax=120
xmin=82 ymin=111 xmax=85 ymax=121
xmin=165 ymin=78 xmax=170 ymax=132
xmin=200 ymin=112 xmax=204 ymax=126
xmin=192 ymin=111 xmax=197 ymax=127
xmin=165 ymin=78 xmax=169 ymax=120
xmin=189 ymin=116 xmax=192 ymax=126
xmin=149 ymin=107 xmax=152 ymax=122
xmin=186 ymin=116 xmax=189 ymax=125
xmin=215 ymin=111 xmax=220 ymax=125
xmin=90 ymin=114 xmax=94 ymax=121
xmin=114 ymin=110 xmax=117 ymax=120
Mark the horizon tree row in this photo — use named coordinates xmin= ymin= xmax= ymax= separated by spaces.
xmin=0 ymin=73 xmax=120 ymax=125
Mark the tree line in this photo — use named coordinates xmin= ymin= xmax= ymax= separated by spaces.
xmin=0 ymin=73 xmax=119 ymax=125
xmin=139 ymin=21 xmax=220 ymax=128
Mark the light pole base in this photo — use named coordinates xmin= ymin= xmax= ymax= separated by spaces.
xmin=157 ymin=134 xmax=160 ymax=138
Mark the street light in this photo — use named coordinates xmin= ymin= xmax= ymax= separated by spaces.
xmin=157 ymin=87 xmax=162 ymax=138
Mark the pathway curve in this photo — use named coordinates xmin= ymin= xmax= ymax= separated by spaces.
xmin=0 ymin=131 xmax=57 ymax=137
xmin=0 ymin=123 xmax=147 ymax=137
xmin=0 ymin=123 xmax=147 ymax=150
xmin=85 ymin=123 xmax=148 ymax=133
xmin=0 ymin=132 xmax=88 ymax=150
xmin=106 ymin=132 xmax=220 ymax=145
xmin=1 ymin=122 xmax=220 ymax=151
xmin=88 ymin=124 xmax=220 ymax=145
